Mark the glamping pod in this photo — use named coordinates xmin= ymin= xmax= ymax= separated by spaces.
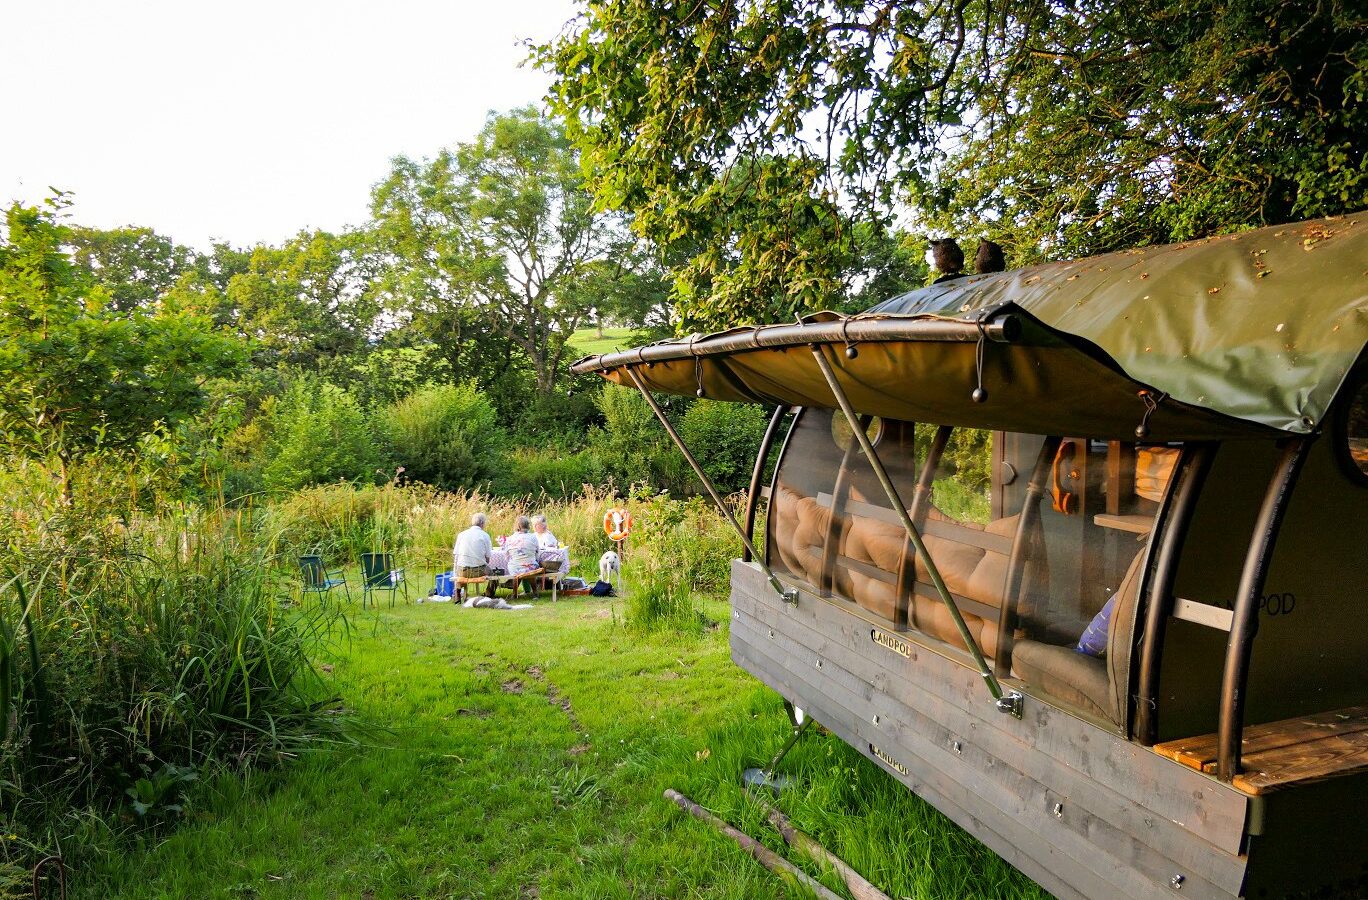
xmin=572 ymin=214 xmax=1368 ymax=899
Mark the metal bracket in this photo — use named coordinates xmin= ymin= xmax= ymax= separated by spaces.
xmin=780 ymin=587 xmax=799 ymax=605
xmin=995 ymin=690 xmax=1025 ymax=719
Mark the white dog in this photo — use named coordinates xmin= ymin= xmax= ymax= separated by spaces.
xmin=598 ymin=550 xmax=620 ymax=585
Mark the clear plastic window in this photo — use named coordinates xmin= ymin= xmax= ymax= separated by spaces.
xmin=1341 ymin=379 xmax=1368 ymax=483
xmin=768 ymin=412 xmax=1181 ymax=726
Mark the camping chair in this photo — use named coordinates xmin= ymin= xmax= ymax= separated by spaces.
xmin=360 ymin=552 xmax=408 ymax=608
xmin=298 ymin=555 xmax=350 ymax=604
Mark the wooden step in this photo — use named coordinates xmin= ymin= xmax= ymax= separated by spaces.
xmin=1152 ymin=705 xmax=1368 ymax=795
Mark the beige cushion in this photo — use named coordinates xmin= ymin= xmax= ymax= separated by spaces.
xmin=1012 ymin=640 xmax=1112 ymax=722
xmin=848 ymin=571 xmax=899 ymax=620
xmin=1010 ymin=550 xmax=1148 ymax=726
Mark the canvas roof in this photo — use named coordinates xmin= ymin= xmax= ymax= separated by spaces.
xmin=571 ymin=213 xmax=1368 ymax=439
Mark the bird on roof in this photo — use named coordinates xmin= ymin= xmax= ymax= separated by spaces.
xmin=975 ymin=239 xmax=1006 ymax=274
xmin=928 ymin=238 xmax=965 ymax=283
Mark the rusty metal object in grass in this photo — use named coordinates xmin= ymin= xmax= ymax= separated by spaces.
xmin=662 ymin=789 xmax=843 ymax=900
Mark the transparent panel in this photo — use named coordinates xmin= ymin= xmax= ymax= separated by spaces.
xmin=1343 ymin=379 xmax=1368 ymax=482
xmin=768 ymin=412 xmax=1182 ymax=728
xmin=1001 ymin=439 xmax=1179 ymax=728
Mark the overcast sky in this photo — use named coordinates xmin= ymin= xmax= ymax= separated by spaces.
xmin=1 ymin=0 xmax=578 ymax=249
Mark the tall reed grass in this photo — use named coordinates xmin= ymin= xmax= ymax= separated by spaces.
xmin=0 ymin=495 xmax=350 ymax=877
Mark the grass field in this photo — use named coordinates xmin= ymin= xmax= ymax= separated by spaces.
xmin=71 ymin=593 xmax=1046 ymax=899
xmin=567 ymin=327 xmax=645 ymax=359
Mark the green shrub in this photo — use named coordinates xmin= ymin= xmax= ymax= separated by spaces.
xmin=384 ymin=383 xmax=501 ymax=492
xmin=679 ymin=399 xmax=768 ymax=494
xmin=489 ymin=447 xmax=607 ymax=499
xmin=262 ymin=379 xmax=385 ymax=492
xmin=595 ymin=385 xmax=687 ymax=491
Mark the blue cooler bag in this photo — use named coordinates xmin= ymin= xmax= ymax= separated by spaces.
xmin=433 ymin=571 xmax=455 ymax=597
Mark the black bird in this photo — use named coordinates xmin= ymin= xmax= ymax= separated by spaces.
xmin=929 ymin=238 xmax=965 ymax=283
xmin=975 ymin=239 xmax=1006 ymax=274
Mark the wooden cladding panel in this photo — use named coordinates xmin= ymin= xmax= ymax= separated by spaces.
xmin=732 ymin=616 xmax=1240 ymax=900
xmin=730 ymin=560 xmax=1252 ymax=895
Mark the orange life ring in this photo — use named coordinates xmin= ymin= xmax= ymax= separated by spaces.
xmin=603 ymin=507 xmax=632 ymax=542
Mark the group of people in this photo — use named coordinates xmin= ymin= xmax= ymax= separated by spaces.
xmin=452 ymin=512 xmax=560 ymax=601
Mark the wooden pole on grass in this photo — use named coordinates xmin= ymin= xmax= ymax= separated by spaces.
xmin=663 ymin=790 xmax=842 ymax=900
xmin=761 ymin=804 xmax=892 ymax=900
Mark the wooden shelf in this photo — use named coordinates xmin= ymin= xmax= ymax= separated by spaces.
xmin=1092 ymin=513 xmax=1152 ymax=534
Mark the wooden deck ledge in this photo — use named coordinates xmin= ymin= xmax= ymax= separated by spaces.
xmin=1153 ymin=705 xmax=1368 ymax=795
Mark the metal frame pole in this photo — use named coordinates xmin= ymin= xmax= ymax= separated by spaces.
xmin=625 ymin=366 xmax=798 ymax=605
xmin=1134 ymin=442 xmax=1216 ymax=745
xmin=995 ymin=435 xmax=1062 ymax=679
xmin=1217 ymin=437 xmax=1313 ymax=780
xmin=743 ymin=405 xmax=789 ymax=562
xmin=808 ymin=344 xmax=1018 ymax=713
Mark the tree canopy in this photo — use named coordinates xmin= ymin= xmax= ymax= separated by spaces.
xmin=538 ymin=0 xmax=1368 ymax=327
xmin=371 ymin=107 xmax=644 ymax=393
xmin=0 ymin=197 xmax=244 ymax=500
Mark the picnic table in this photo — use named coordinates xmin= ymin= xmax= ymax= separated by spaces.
xmin=456 ymin=547 xmax=570 ymax=602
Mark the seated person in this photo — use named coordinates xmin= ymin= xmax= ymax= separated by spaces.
xmin=531 ymin=514 xmax=559 ymax=550
xmin=453 ymin=512 xmax=496 ymax=598
xmin=504 ymin=516 xmax=541 ymax=576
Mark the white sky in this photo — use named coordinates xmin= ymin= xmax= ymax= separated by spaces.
xmin=0 ymin=0 xmax=579 ymax=249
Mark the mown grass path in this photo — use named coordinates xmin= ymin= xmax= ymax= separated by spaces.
xmin=76 ymin=598 xmax=1045 ymax=899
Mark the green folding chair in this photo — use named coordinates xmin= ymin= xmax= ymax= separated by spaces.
xmin=298 ymin=555 xmax=351 ymax=604
xmin=360 ymin=552 xmax=408 ymax=608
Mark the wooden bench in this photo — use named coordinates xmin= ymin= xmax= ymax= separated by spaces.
xmin=1153 ymin=705 xmax=1368 ymax=795
xmin=457 ymin=568 xmax=564 ymax=602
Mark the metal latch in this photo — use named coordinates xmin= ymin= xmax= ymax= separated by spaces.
xmin=995 ymin=690 xmax=1024 ymax=719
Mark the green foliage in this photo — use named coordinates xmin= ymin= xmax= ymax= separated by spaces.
xmin=327 ymin=344 xmax=454 ymax=409
xmin=539 ymin=0 xmax=1368 ymax=324
xmin=0 ymin=492 xmax=348 ymax=865
xmin=371 ymin=107 xmax=636 ymax=394
xmin=261 ymin=379 xmax=385 ymax=493
xmin=0 ymin=197 xmax=245 ymax=499
xmin=594 ymin=385 xmax=685 ymax=491
xmin=489 ymin=447 xmax=607 ymax=500
xmin=679 ymin=399 xmax=768 ymax=495
xmin=175 ymin=229 xmax=381 ymax=370
xmin=67 ymin=224 xmax=196 ymax=313
xmin=261 ymin=481 xmax=411 ymax=562
xmin=383 ymin=383 xmax=501 ymax=492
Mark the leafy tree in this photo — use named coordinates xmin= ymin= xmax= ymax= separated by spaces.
xmin=539 ymin=0 xmax=1368 ymax=324
xmin=325 ymin=344 xmax=454 ymax=410
xmin=67 ymin=225 xmax=196 ymax=312
xmin=171 ymin=230 xmax=380 ymax=369
xmin=679 ymin=399 xmax=769 ymax=494
xmin=260 ymin=379 xmax=384 ymax=493
xmin=0 ymin=197 xmax=244 ymax=502
xmin=371 ymin=107 xmax=637 ymax=394
xmin=383 ymin=383 xmax=501 ymax=492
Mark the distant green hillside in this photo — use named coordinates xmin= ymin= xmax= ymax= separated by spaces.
xmin=567 ymin=327 xmax=641 ymax=358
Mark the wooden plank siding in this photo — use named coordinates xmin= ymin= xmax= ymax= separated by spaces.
xmin=730 ymin=559 xmax=1252 ymax=899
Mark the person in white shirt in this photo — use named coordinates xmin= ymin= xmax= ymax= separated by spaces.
xmin=531 ymin=514 xmax=559 ymax=550
xmin=453 ymin=513 xmax=495 ymax=599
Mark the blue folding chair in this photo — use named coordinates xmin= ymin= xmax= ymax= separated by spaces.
xmin=360 ymin=552 xmax=408 ymax=608
xmin=298 ymin=555 xmax=351 ymax=604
